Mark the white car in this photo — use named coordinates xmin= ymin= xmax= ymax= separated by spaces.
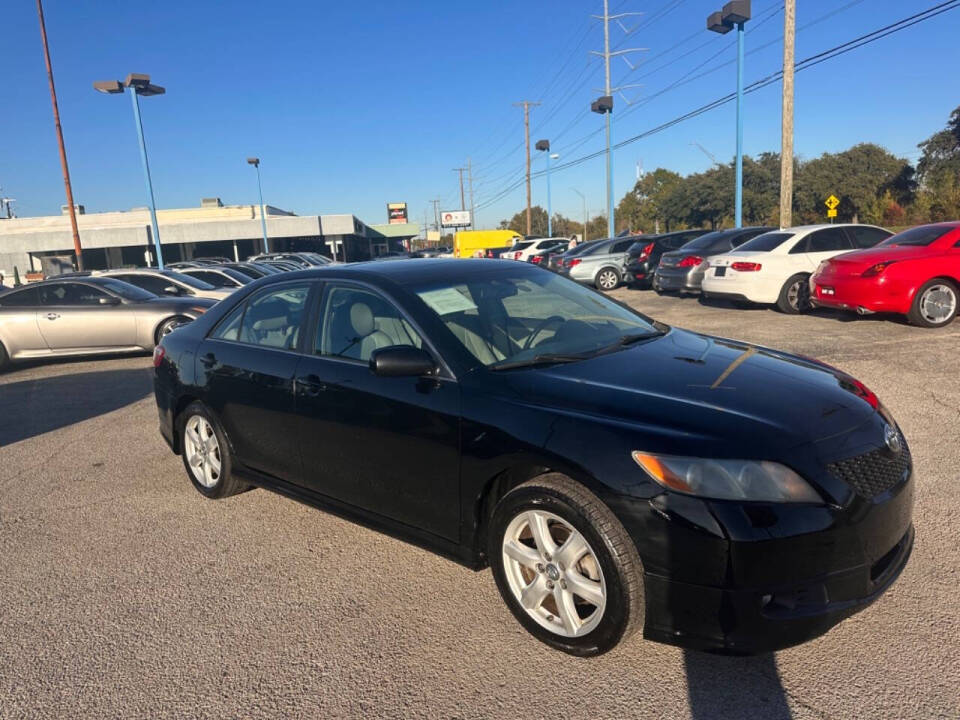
xmin=701 ymin=224 xmax=891 ymax=313
xmin=507 ymin=238 xmax=571 ymax=262
xmin=95 ymin=269 xmax=232 ymax=301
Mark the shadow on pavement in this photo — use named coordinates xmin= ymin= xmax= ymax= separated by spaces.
xmin=684 ymin=650 xmax=793 ymax=719
xmin=0 ymin=368 xmax=153 ymax=447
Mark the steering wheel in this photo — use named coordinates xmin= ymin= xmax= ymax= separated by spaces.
xmin=523 ymin=315 xmax=566 ymax=350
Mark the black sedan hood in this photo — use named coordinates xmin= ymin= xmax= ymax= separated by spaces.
xmin=497 ymin=328 xmax=877 ymax=456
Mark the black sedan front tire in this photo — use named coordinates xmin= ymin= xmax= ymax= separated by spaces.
xmin=488 ymin=474 xmax=645 ymax=656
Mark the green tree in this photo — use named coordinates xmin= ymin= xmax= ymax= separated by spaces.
xmin=916 ymin=105 xmax=960 ymax=221
xmin=795 ymin=144 xmax=912 ymax=224
xmin=616 ymin=168 xmax=683 ymax=233
xmin=500 ymin=206 xmax=549 ymax=236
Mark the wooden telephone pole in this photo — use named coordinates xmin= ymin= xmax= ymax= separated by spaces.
xmin=453 ymin=166 xmax=466 ymax=210
xmin=779 ymin=0 xmax=796 ymax=229
xmin=513 ymin=101 xmax=540 ymax=235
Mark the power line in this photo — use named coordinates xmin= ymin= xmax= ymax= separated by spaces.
xmin=473 ymin=0 xmax=959 ymax=213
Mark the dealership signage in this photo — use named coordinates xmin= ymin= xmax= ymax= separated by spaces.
xmin=388 ymin=202 xmax=408 ymax=224
xmin=441 ymin=210 xmax=471 ymax=227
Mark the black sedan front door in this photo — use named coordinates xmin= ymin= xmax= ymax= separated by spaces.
xmin=294 ymin=282 xmax=460 ymax=540
xmin=198 ymin=282 xmax=313 ymax=483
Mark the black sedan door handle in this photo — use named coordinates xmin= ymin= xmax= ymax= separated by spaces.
xmin=200 ymin=353 xmax=217 ymax=368
xmin=296 ymin=374 xmax=326 ymax=397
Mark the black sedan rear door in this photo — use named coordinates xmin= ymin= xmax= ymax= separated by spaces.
xmin=197 ymin=281 xmax=313 ymax=483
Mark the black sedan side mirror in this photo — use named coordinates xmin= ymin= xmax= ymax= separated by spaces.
xmin=369 ymin=346 xmax=437 ymax=377
xmin=163 ymin=285 xmax=182 ymax=296
xmin=98 ymin=296 xmax=121 ymax=305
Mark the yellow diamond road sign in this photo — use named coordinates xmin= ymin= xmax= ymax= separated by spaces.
xmin=825 ymin=194 xmax=840 ymax=210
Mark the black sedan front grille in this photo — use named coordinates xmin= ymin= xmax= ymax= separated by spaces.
xmin=827 ymin=437 xmax=911 ymax=500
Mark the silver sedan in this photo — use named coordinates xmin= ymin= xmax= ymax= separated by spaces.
xmin=0 ymin=276 xmax=214 ymax=370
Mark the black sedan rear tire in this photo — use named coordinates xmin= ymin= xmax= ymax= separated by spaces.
xmin=488 ymin=474 xmax=645 ymax=656
xmin=178 ymin=402 xmax=249 ymax=499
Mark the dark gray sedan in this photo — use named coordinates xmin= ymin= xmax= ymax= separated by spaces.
xmin=0 ymin=276 xmax=214 ymax=370
xmin=653 ymin=226 xmax=774 ymax=293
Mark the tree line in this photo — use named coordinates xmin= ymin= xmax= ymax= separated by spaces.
xmin=499 ymin=105 xmax=960 ymax=236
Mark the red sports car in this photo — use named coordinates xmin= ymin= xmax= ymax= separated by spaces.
xmin=810 ymin=222 xmax=960 ymax=327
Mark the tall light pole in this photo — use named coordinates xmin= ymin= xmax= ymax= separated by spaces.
xmin=94 ymin=74 xmax=166 ymax=268
xmin=37 ymin=0 xmax=84 ymax=270
xmin=571 ymin=188 xmax=588 ymax=242
xmin=707 ymin=1 xmax=751 ymax=228
xmin=247 ymin=158 xmax=269 ymax=253
xmin=535 ymin=140 xmax=559 ymax=237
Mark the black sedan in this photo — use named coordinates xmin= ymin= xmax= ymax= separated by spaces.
xmin=625 ymin=229 xmax=711 ymax=287
xmin=653 ymin=226 xmax=775 ymax=294
xmin=153 ymin=259 xmax=913 ymax=656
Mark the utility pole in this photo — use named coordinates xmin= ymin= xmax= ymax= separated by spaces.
xmin=513 ymin=100 xmax=540 ymax=235
xmin=430 ymin=197 xmax=442 ymax=237
xmin=591 ymin=2 xmax=644 ymax=238
xmin=780 ymin=0 xmax=796 ymax=229
xmin=602 ymin=1 xmax=612 ymax=237
xmin=453 ymin=166 xmax=466 ymax=211
xmin=467 ymin=157 xmax=475 ymax=229
xmin=36 ymin=0 xmax=84 ymax=270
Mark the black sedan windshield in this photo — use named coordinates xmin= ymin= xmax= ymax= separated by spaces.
xmin=414 ymin=271 xmax=659 ymax=368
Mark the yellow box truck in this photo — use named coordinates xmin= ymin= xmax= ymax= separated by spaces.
xmin=454 ymin=230 xmax=521 ymax=258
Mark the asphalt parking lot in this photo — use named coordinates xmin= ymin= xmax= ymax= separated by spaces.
xmin=1 ymin=291 xmax=958 ymax=719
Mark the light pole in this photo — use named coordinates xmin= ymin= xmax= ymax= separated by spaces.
xmin=247 ymin=158 xmax=269 ymax=253
xmin=571 ymin=188 xmax=588 ymax=242
xmin=590 ymin=95 xmax=614 ymax=236
xmin=94 ymin=74 xmax=166 ymax=268
xmin=707 ymin=1 xmax=751 ymax=228
xmin=535 ymin=140 xmax=560 ymax=237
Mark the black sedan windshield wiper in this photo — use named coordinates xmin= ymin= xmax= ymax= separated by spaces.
xmin=587 ymin=330 xmax=665 ymax=357
xmin=489 ymin=353 xmax=590 ymax=371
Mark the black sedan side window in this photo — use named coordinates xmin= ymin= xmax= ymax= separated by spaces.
xmin=211 ymin=284 xmax=310 ymax=350
xmin=316 ymin=285 xmax=422 ymax=362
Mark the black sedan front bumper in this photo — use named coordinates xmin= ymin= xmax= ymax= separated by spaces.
xmin=609 ymin=470 xmax=915 ymax=654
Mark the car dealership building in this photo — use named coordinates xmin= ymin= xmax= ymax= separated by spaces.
xmin=0 ymin=198 xmax=419 ymax=276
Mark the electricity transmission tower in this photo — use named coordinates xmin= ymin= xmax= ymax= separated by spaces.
xmin=591 ymin=1 xmax=646 ymax=237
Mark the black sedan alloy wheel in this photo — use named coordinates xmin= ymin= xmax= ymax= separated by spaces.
xmin=489 ymin=475 xmax=645 ymax=656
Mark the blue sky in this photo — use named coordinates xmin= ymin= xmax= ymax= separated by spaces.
xmin=3 ymin=0 xmax=959 ymax=229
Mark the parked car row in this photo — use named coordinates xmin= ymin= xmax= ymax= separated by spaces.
xmin=0 ymin=274 xmax=215 ymax=370
xmin=526 ymin=221 xmax=959 ymax=327
xmin=0 ymin=250 xmax=348 ymax=370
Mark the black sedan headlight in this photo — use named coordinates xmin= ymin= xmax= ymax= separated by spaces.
xmin=632 ymin=451 xmax=822 ymax=503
